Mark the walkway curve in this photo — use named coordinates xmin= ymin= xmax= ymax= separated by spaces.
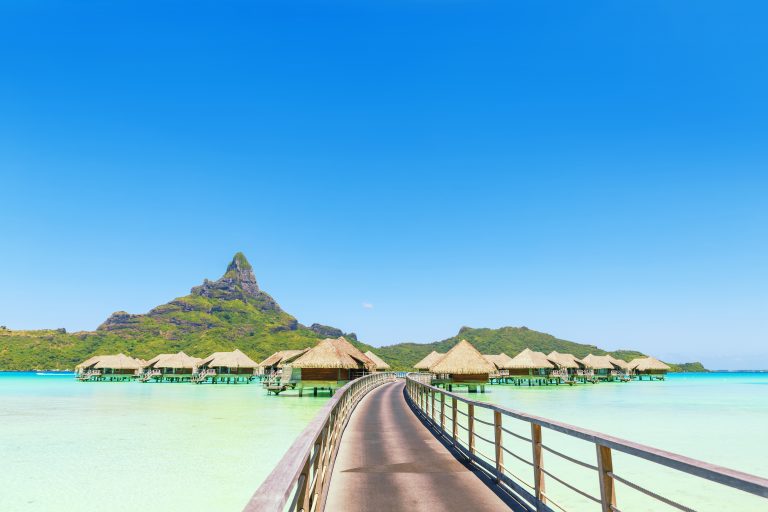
xmin=325 ymin=380 xmax=512 ymax=511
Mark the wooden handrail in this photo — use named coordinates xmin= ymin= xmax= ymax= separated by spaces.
xmin=405 ymin=373 xmax=768 ymax=511
xmin=244 ymin=372 xmax=396 ymax=512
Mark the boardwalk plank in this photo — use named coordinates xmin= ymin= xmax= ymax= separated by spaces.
xmin=326 ymin=381 xmax=513 ymax=511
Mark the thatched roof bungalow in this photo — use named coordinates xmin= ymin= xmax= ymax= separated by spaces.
xmin=197 ymin=349 xmax=259 ymax=381
xmin=629 ymin=357 xmax=671 ymax=379
xmin=607 ymin=355 xmax=630 ymax=371
xmin=364 ymin=351 xmax=391 ymax=371
xmin=75 ymin=353 xmax=143 ymax=380
xmin=291 ymin=337 xmax=376 ymax=384
xmin=429 ymin=340 xmax=495 ymax=383
xmin=258 ymin=349 xmax=310 ymax=374
xmin=483 ymin=353 xmax=513 ymax=369
xmin=581 ymin=354 xmax=630 ymax=379
xmin=413 ymin=351 xmax=445 ymax=371
xmin=144 ymin=351 xmax=202 ymax=378
xmin=546 ymin=351 xmax=584 ymax=370
xmin=502 ymin=348 xmax=555 ymax=377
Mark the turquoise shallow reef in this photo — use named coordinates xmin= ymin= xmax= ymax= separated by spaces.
xmin=1 ymin=372 xmax=766 ymax=511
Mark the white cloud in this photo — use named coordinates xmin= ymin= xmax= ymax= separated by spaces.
xmin=362 ymin=302 xmax=374 ymax=309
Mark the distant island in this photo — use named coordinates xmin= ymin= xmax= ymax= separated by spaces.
xmin=0 ymin=253 xmax=707 ymax=372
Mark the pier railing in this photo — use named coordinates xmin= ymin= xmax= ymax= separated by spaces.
xmin=405 ymin=374 xmax=768 ymax=512
xmin=244 ymin=371 xmax=396 ymax=512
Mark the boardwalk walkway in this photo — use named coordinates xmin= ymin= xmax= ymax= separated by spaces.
xmin=326 ymin=380 xmax=513 ymax=511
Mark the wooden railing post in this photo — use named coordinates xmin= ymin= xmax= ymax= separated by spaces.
xmin=468 ymin=403 xmax=475 ymax=455
xmin=597 ymin=444 xmax=616 ymax=512
xmin=440 ymin=392 xmax=446 ymax=431
xmin=494 ymin=410 xmax=503 ymax=482
xmin=531 ymin=424 xmax=546 ymax=509
xmin=452 ymin=397 xmax=458 ymax=442
xmin=296 ymin=455 xmax=312 ymax=511
xmin=431 ymin=388 xmax=436 ymax=423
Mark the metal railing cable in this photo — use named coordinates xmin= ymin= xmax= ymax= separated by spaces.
xmin=405 ymin=373 xmax=768 ymax=512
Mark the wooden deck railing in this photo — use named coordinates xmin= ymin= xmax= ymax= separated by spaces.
xmin=406 ymin=373 xmax=768 ymax=512
xmin=244 ymin=372 xmax=396 ymax=512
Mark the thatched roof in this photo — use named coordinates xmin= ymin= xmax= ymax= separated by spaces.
xmin=148 ymin=351 xmax=202 ymax=370
xmin=198 ymin=349 xmax=258 ymax=369
xmin=75 ymin=355 xmax=102 ymax=369
xmin=503 ymin=348 xmax=555 ymax=370
xmin=258 ymin=349 xmax=310 ymax=369
xmin=364 ymin=351 xmax=391 ymax=370
xmin=607 ymin=355 xmax=630 ymax=370
xmin=330 ymin=337 xmax=376 ymax=371
xmin=430 ymin=340 xmax=496 ymax=375
xmin=546 ymin=351 xmax=583 ymax=369
xmin=483 ymin=353 xmax=514 ymax=369
xmin=145 ymin=353 xmax=174 ymax=367
xmin=292 ymin=338 xmax=364 ymax=369
xmin=85 ymin=353 xmax=143 ymax=370
xmin=581 ymin=354 xmax=618 ymax=370
xmin=413 ymin=351 xmax=445 ymax=370
xmin=629 ymin=357 xmax=671 ymax=371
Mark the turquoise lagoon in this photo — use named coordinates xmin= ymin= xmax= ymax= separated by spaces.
xmin=1 ymin=372 xmax=766 ymax=511
xmin=458 ymin=372 xmax=768 ymax=511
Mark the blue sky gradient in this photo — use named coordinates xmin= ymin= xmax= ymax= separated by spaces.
xmin=2 ymin=1 xmax=767 ymax=369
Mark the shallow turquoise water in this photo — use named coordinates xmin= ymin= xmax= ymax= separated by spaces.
xmin=0 ymin=373 xmax=328 ymax=512
xmin=1 ymin=373 xmax=766 ymax=511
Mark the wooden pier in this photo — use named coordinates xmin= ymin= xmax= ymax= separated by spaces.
xmin=246 ymin=373 xmax=768 ymax=512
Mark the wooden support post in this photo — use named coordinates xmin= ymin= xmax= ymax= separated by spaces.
xmin=452 ymin=397 xmax=458 ymax=442
xmin=296 ymin=455 xmax=312 ymax=512
xmin=431 ymin=388 xmax=436 ymax=423
xmin=597 ymin=444 xmax=616 ymax=512
xmin=440 ymin=393 xmax=446 ymax=431
xmin=531 ymin=424 xmax=546 ymax=509
xmin=494 ymin=410 xmax=503 ymax=482
xmin=468 ymin=403 xmax=475 ymax=455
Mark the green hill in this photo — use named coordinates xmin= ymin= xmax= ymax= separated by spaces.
xmin=374 ymin=326 xmax=648 ymax=370
xmin=0 ymin=253 xmax=706 ymax=372
xmin=0 ymin=253 xmax=330 ymax=370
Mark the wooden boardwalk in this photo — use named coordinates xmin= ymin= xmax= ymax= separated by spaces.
xmin=326 ymin=380 xmax=513 ymax=511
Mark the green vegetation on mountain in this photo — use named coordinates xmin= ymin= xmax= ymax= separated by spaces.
xmin=0 ymin=253 xmax=705 ymax=372
xmin=0 ymin=253 xmax=325 ymax=370
xmin=374 ymin=326 xmax=649 ymax=370
xmin=667 ymin=361 xmax=708 ymax=373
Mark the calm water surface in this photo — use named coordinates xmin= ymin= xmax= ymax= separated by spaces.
xmin=1 ymin=373 xmax=766 ymax=511
xmin=463 ymin=372 xmax=768 ymax=511
xmin=0 ymin=373 xmax=328 ymax=512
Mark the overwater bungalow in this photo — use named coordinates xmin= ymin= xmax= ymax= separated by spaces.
xmin=193 ymin=349 xmax=259 ymax=383
xmin=545 ymin=351 xmax=586 ymax=383
xmin=429 ymin=340 xmax=495 ymax=392
xmin=413 ymin=351 xmax=445 ymax=371
xmin=501 ymin=348 xmax=556 ymax=386
xmin=141 ymin=351 xmax=201 ymax=382
xmin=258 ymin=349 xmax=310 ymax=376
xmin=75 ymin=353 xmax=143 ymax=382
xmin=364 ymin=351 xmax=391 ymax=371
xmin=483 ymin=353 xmax=513 ymax=382
xmin=288 ymin=337 xmax=376 ymax=396
xmin=581 ymin=354 xmax=628 ymax=381
xmin=629 ymin=356 xmax=671 ymax=380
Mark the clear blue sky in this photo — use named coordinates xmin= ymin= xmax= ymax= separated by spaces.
xmin=1 ymin=1 xmax=766 ymax=369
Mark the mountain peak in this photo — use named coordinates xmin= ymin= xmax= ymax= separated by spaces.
xmin=189 ymin=253 xmax=280 ymax=310
xmin=221 ymin=252 xmax=258 ymax=294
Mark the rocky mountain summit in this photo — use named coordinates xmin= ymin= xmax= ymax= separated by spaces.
xmin=190 ymin=252 xmax=281 ymax=311
xmin=98 ymin=253 xmax=289 ymax=332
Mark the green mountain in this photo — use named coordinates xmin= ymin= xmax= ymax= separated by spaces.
xmin=0 ymin=253 xmax=331 ymax=370
xmin=0 ymin=253 xmax=706 ymax=372
xmin=375 ymin=327 xmax=705 ymax=372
